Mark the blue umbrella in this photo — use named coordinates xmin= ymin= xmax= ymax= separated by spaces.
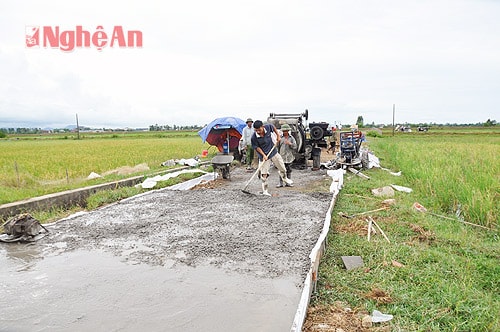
xmin=198 ymin=117 xmax=246 ymax=152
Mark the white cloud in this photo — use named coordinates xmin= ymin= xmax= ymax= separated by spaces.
xmin=1 ymin=0 xmax=499 ymax=128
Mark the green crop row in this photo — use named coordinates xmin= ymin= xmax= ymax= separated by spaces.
xmin=310 ymin=128 xmax=499 ymax=331
xmin=369 ymin=133 xmax=499 ymax=228
xmin=0 ymin=131 xmax=215 ymax=204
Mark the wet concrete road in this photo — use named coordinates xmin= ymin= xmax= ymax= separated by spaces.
xmin=1 ymin=245 xmax=300 ymax=332
xmin=0 ymin=167 xmax=331 ymax=331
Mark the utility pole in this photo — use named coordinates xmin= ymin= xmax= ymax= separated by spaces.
xmin=76 ymin=113 xmax=80 ymax=140
xmin=392 ymin=104 xmax=395 ymax=137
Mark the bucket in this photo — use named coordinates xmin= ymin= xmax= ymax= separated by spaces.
xmin=201 ymin=150 xmax=208 ymax=158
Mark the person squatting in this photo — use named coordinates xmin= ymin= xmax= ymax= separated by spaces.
xmin=251 ymin=120 xmax=293 ymax=196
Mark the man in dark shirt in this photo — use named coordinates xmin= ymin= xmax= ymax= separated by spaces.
xmin=251 ymin=120 xmax=293 ymax=196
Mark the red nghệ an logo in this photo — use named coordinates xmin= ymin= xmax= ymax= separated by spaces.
xmin=25 ymin=25 xmax=143 ymax=51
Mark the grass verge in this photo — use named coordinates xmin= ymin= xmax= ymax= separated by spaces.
xmin=305 ymin=133 xmax=499 ymax=331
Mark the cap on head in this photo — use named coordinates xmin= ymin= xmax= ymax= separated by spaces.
xmin=280 ymin=124 xmax=291 ymax=131
xmin=246 ymin=118 xmax=253 ymax=123
xmin=253 ymin=120 xmax=263 ymax=129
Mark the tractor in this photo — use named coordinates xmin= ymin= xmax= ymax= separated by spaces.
xmin=321 ymin=128 xmax=369 ymax=170
xmin=266 ymin=110 xmax=332 ymax=170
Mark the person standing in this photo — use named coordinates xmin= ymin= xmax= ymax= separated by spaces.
xmin=327 ymin=126 xmax=337 ymax=154
xmin=241 ymin=118 xmax=255 ymax=170
xmin=335 ymin=124 xmax=341 ymax=151
xmin=251 ymin=120 xmax=293 ymax=196
xmin=277 ymin=124 xmax=297 ymax=187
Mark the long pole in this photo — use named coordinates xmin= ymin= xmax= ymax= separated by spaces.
xmin=392 ymin=104 xmax=395 ymax=137
xmin=15 ymin=161 xmax=20 ymax=187
xmin=76 ymin=113 xmax=80 ymax=140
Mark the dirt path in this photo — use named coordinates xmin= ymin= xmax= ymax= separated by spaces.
xmin=1 ymin=162 xmax=334 ymax=331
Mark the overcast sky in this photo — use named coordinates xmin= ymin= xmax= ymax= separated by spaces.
xmin=1 ymin=0 xmax=499 ymax=129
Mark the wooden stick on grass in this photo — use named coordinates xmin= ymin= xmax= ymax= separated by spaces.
xmin=366 ymin=218 xmax=373 ymax=241
xmin=428 ymin=212 xmax=493 ymax=231
xmin=369 ymin=216 xmax=390 ymax=243
xmin=339 ymin=206 xmax=389 ymax=218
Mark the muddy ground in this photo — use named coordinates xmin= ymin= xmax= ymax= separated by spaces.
xmin=1 ymin=161 xmax=334 ymax=332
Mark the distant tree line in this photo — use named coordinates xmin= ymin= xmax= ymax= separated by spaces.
xmin=1 ymin=127 xmax=44 ymax=135
xmin=1 ymin=119 xmax=496 ymax=137
xmin=0 ymin=125 xmax=202 ymax=136
xmin=354 ymin=118 xmax=497 ymax=128
xmin=484 ymin=119 xmax=497 ymax=127
xmin=149 ymin=124 xmax=202 ymax=131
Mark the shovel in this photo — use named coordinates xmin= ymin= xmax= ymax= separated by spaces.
xmin=242 ymin=145 xmax=276 ymax=195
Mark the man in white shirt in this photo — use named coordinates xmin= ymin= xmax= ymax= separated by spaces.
xmin=241 ymin=118 xmax=255 ymax=170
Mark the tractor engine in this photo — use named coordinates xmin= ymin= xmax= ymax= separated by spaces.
xmin=267 ymin=110 xmax=331 ymax=169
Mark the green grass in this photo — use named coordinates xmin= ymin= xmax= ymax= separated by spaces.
xmin=311 ymin=129 xmax=499 ymax=331
xmin=3 ymin=127 xmax=500 ymax=330
xmin=369 ymin=133 xmax=499 ymax=228
xmin=0 ymin=131 xmax=216 ymax=204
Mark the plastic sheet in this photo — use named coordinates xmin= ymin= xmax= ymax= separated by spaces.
xmin=372 ymin=310 xmax=394 ymax=323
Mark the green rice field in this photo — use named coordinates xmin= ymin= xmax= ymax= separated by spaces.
xmin=1 ymin=128 xmax=498 ymax=229
xmin=0 ymin=131 xmax=212 ymax=204
xmin=369 ymin=129 xmax=499 ymax=228
xmin=308 ymin=127 xmax=499 ymax=331
xmin=1 ymin=126 xmax=499 ymax=330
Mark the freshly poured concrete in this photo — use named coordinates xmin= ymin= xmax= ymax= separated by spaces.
xmin=0 ymin=167 xmax=331 ymax=332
